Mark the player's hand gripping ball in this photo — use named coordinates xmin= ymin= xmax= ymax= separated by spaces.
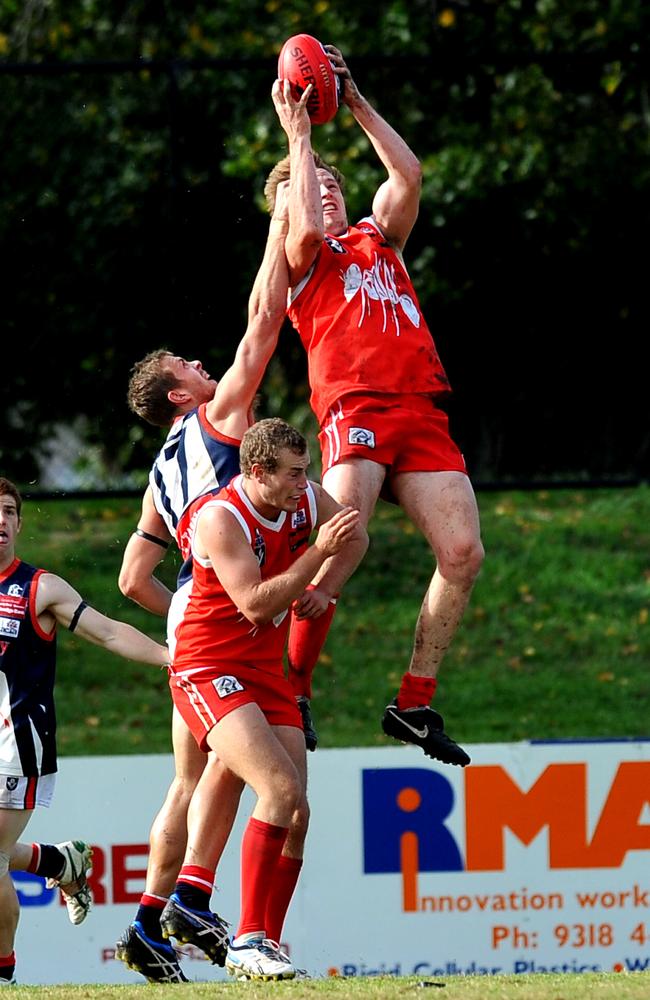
xmin=277 ymin=34 xmax=340 ymax=124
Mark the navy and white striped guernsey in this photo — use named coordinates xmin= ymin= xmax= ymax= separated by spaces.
xmin=149 ymin=402 xmax=241 ymax=546
xmin=0 ymin=559 xmax=58 ymax=778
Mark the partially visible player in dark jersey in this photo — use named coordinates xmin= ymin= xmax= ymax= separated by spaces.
xmin=164 ymin=418 xmax=362 ymax=981
xmin=0 ymin=478 xmax=169 ymax=985
xmin=268 ymin=48 xmax=485 ymax=767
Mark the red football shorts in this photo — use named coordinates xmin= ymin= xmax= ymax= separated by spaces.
xmin=319 ymin=393 xmax=468 ymax=476
xmin=169 ymin=662 xmax=302 ymax=751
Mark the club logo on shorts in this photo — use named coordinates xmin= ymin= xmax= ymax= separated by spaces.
xmin=214 ymin=675 xmax=244 ymax=699
xmin=6 ymin=777 xmax=19 ymax=791
xmin=348 ymin=426 xmax=376 ymax=448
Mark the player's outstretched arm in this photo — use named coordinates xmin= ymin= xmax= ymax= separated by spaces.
xmin=272 ymin=78 xmax=323 ymax=285
xmin=119 ymin=486 xmax=174 ymax=616
xmin=35 ymin=572 xmax=169 ymax=667
xmin=205 ymin=191 xmax=290 ymax=434
xmin=326 ymin=44 xmax=422 ymax=251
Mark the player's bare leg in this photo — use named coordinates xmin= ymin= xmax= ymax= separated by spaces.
xmin=0 ymin=808 xmax=33 ymax=983
xmin=397 ymin=470 xmax=484 ymax=676
xmin=381 ymin=470 xmax=484 ymax=766
xmin=146 ymin=711 xmax=207 ymax=896
xmin=115 ymin=711 xmax=206 ymax=982
xmin=159 ymin=751 xmax=243 ymax=966
xmin=208 ymin=712 xmax=307 ymax=981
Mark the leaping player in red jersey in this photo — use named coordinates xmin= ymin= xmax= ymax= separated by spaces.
xmin=267 ymin=45 xmax=485 ymax=767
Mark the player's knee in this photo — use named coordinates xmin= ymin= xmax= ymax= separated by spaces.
xmin=168 ymin=775 xmax=200 ymax=810
xmin=439 ymin=537 xmax=485 ymax=584
xmin=273 ymin=772 xmax=302 ymax=816
xmin=291 ymin=797 xmax=310 ymax=843
xmin=467 ymin=537 xmax=485 ymax=578
xmin=0 ymin=849 xmax=10 ymax=878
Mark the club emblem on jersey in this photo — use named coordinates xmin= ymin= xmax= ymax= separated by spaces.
xmin=6 ymin=777 xmax=19 ymax=791
xmin=348 ymin=427 xmax=376 ymax=448
xmin=7 ymin=584 xmax=23 ymax=597
xmin=291 ymin=509 xmax=307 ymax=529
xmin=253 ymin=528 xmax=266 ymax=568
xmin=341 ymin=253 xmax=421 ymax=335
xmin=213 ymin=675 xmax=244 ymax=699
xmin=325 ymin=235 xmax=347 ymax=254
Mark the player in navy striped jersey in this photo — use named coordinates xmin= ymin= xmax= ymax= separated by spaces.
xmin=114 ymin=183 xmax=296 ymax=982
xmin=0 ymin=478 xmax=169 ymax=985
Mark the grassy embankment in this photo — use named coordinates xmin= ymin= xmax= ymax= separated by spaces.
xmin=16 ymin=485 xmax=650 ymax=755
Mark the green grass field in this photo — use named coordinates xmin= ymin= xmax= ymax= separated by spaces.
xmin=15 ymin=485 xmax=650 ymax=755
xmin=5 ymin=972 xmax=650 ymax=998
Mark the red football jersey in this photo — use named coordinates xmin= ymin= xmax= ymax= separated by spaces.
xmin=288 ymin=218 xmax=451 ymax=425
xmin=170 ymin=474 xmax=317 ymax=678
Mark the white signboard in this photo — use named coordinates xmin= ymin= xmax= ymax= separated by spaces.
xmin=12 ymin=740 xmax=650 ymax=984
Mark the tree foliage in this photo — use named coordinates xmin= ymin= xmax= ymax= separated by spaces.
xmin=1 ymin=1 xmax=648 ymax=484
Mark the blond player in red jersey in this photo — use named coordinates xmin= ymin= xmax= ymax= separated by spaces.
xmin=267 ymin=46 xmax=485 ymax=767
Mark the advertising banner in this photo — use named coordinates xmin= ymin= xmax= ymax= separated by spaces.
xmin=12 ymin=740 xmax=650 ymax=984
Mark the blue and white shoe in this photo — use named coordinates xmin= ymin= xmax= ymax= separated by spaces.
xmin=115 ymin=921 xmax=188 ymax=983
xmin=161 ymin=893 xmax=229 ymax=965
xmin=226 ymin=935 xmax=296 ymax=981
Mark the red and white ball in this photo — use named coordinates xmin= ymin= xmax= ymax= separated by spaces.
xmin=277 ymin=33 xmax=340 ymax=125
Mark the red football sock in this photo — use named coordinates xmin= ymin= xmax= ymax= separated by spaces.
xmin=396 ymin=672 xmax=437 ymax=710
xmin=237 ymin=817 xmax=288 ymax=938
xmin=264 ymin=855 xmax=303 ymax=944
xmin=173 ymin=864 xmax=215 ymax=911
xmin=139 ymin=893 xmax=167 ymax=909
xmin=176 ymin=863 xmax=215 ymax=894
xmin=287 ymin=590 xmax=338 ymax=699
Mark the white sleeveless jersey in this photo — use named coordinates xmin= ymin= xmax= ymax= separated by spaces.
xmin=149 ymin=402 xmax=241 ymax=547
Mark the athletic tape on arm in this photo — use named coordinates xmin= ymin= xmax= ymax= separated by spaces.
xmin=135 ymin=528 xmax=170 ymax=550
xmin=68 ymin=600 xmax=88 ymax=633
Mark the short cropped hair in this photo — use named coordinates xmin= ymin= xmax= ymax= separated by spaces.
xmin=264 ymin=153 xmax=345 ymax=214
xmin=127 ymin=350 xmax=179 ymax=427
xmin=240 ymin=418 xmax=307 ymax=475
xmin=0 ymin=478 xmax=22 ymax=519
